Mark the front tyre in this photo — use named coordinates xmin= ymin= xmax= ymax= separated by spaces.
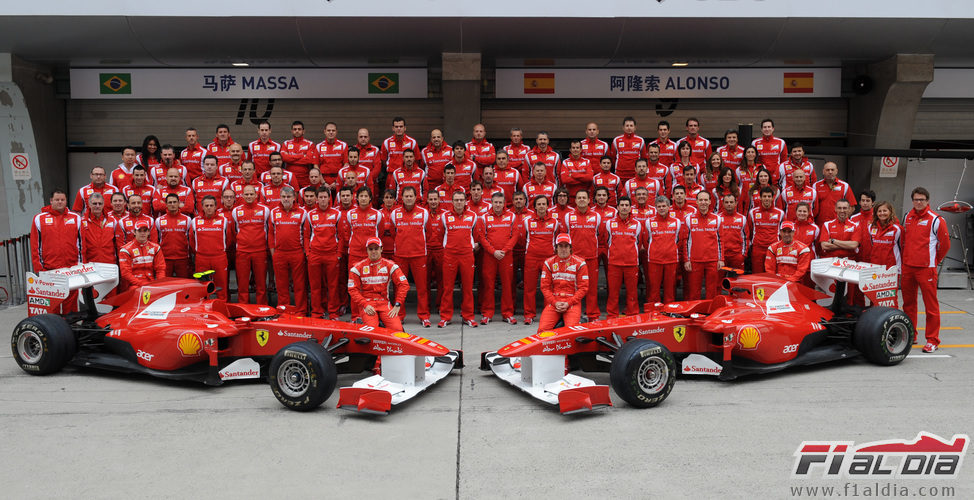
xmin=609 ymin=339 xmax=676 ymax=408
xmin=268 ymin=341 xmax=337 ymax=411
xmin=10 ymin=314 xmax=76 ymax=375
xmin=854 ymin=307 xmax=913 ymax=366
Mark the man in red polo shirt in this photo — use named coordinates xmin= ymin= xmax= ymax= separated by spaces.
xmin=111 ymin=146 xmax=139 ymax=191
xmin=280 ymin=120 xmax=317 ymax=188
xmin=466 ymin=123 xmax=496 ymax=172
xmin=268 ymin=187 xmax=307 ymax=312
xmin=314 ymin=121 xmax=348 ymax=190
xmin=765 ymin=221 xmax=811 ymax=283
xmin=525 ymin=132 xmax=560 ymax=184
xmin=191 ymin=196 xmax=233 ymax=300
xmin=248 ymin=120 xmax=280 ymax=175
xmin=192 ymin=155 xmax=229 ymax=212
xmin=478 ymin=192 xmax=518 ymax=325
xmin=605 ymin=196 xmax=642 ymax=316
xmin=752 ymin=118 xmax=787 ymax=173
xmin=390 ymin=186 xmax=432 ymax=326
xmin=155 ymin=193 xmax=193 ymax=278
xmin=813 ymin=161 xmax=856 ymax=225
xmin=304 ymin=188 xmax=343 ymax=319
xmin=645 ymin=196 xmax=683 ymax=305
xmin=181 ymin=127 xmax=207 ymax=180
xmin=611 ymin=116 xmax=646 ymax=182
xmin=716 ymin=129 xmax=745 ymax=171
xmin=504 ymin=127 xmax=531 ymax=178
xmin=819 ymin=199 xmax=861 ymax=259
xmin=438 ymin=191 xmax=481 ymax=327
xmin=581 ymin=122 xmax=610 ymax=166
xmin=231 ymin=185 xmax=271 ymax=304
xmin=650 ymin=120 xmax=678 ymax=166
xmin=683 ymin=191 xmax=722 ymax=299
xmin=205 ymin=124 xmax=236 ymax=166
xmin=382 ymin=117 xmax=418 ymax=186
xmin=73 ymin=166 xmax=118 ymax=215
xmin=560 ymin=140 xmax=594 ymax=203
xmin=422 ymin=129 xmax=452 ymax=188
xmin=562 ymin=190 xmax=602 ymax=321
xmin=347 ymin=237 xmax=409 ymax=331
xmin=679 ymin=117 xmax=712 ymax=164
xmin=80 ymin=193 xmax=118 ymax=265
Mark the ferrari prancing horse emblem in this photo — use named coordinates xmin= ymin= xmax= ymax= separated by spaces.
xmin=673 ymin=325 xmax=686 ymax=343
xmin=256 ymin=329 xmax=270 ymax=347
xmin=141 ymin=291 xmax=151 ymax=304
xmin=755 ymin=288 xmax=765 ymax=301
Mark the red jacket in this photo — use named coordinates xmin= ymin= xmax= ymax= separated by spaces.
xmin=752 ymin=135 xmax=787 ymax=172
xmin=794 ymin=219 xmax=821 ymax=258
xmin=219 ymin=159 xmax=245 ymax=184
xmin=540 ymin=255 xmax=590 ymax=306
xmin=180 ymin=143 xmax=207 ymax=180
xmin=645 ymin=213 xmax=683 ymax=265
xmin=206 ymin=137 xmax=236 ymax=165
xmin=813 ymin=179 xmax=856 ymax=225
xmin=478 ymin=209 xmax=518 ymax=255
xmin=559 ymin=157 xmax=594 ymax=198
xmin=679 ymin=135 xmax=712 ymax=165
xmin=268 ymin=206 xmax=306 ymax=252
xmin=118 ymin=239 xmax=166 ymax=287
xmin=748 ymin=205 xmax=785 ymax=249
xmin=562 ymin=208 xmax=602 ymax=260
xmin=123 ymin=183 xmax=157 ymax=216
xmin=440 ymin=209 xmax=480 ymax=255
xmin=348 ymin=257 xmax=409 ymax=306
xmin=80 ymin=212 xmax=117 ymax=264
xmin=645 ymin=161 xmax=672 ymax=190
xmin=154 ymin=185 xmax=196 ymax=216
xmin=519 ymin=212 xmax=559 ymax=258
xmin=426 ymin=207 xmax=446 ymax=251
xmin=504 ymin=143 xmax=532 ymax=178
xmin=342 ymin=207 xmax=382 ymax=257
xmin=716 ymin=144 xmax=745 ymax=170
xmin=73 ymin=183 xmax=118 ymax=214
xmin=390 ymin=205 xmax=430 ymax=258
xmin=116 ymin=212 xmax=157 ymax=245
xmin=248 ymin=139 xmax=281 ymax=174
xmin=314 ymin=139 xmax=348 ymax=177
xmin=381 ymin=134 xmax=418 ymax=174
xmin=592 ymin=172 xmax=622 ymax=206
xmin=280 ymin=138 xmax=317 ymax=169
xmin=355 ymin=143 xmax=382 ymax=178
xmin=155 ymin=212 xmax=192 ymax=260
xmin=902 ymin=206 xmax=950 ymax=268
xmin=780 ymin=184 xmax=817 ymax=221
xmin=649 ymin=138 xmax=678 ymax=165
xmin=191 ymin=213 xmax=233 ymax=257
xmin=421 ymin=143 xmax=453 ymax=186
xmin=580 ymin=138 xmax=610 ymax=167
xmin=337 ymin=165 xmax=372 ymax=192
xmin=111 ymin=164 xmax=136 ymax=191
xmin=434 ymin=182 xmax=466 ymax=204
xmin=391 ymin=166 xmax=427 ymax=201
xmin=605 ymin=215 xmax=642 ymax=267
xmin=610 ymin=133 xmax=646 ymax=179
xmin=717 ymin=211 xmax=748 ymax=260
xmin=523 ymin=179 xmax=557 ymax=204
xmin=31 ymin=207 xmax=81 ymax=271
xmin=525 ymin=147 xmax=561 ymax=184
xmin=777 ymin=158 xmax=816 ymax=188
xmin=192 ymin=175 xmax=229 ymax=211
xmin=765 ymin=240 xmax=811 ymax=283
xmin=260 ymin=183 xmax=286 ymax=208
xmin=684 ymin=212 xmax=721 ymax=262
xmin=229 ymin=179 xmax=264 ymax=206
xmin=304 ymin=207 xmax=343 ymax=255
xmin=819 ymin=218 xmax=861 ymax=259
xmin=230 ymin=202 xmax=270 ymax=253
xmin=624 ymin=176 xmax=663 ymax=200
xmin=863 ymin=222 xmax=903 ymax=269
xmin=466 ymin=138 xmax=496 ymax=169
xmin=446 ymin=158 xmax=477 ymax=192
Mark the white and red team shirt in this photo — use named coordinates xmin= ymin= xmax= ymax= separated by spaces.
xmin=863 ymin=222 xmax=903 ymax=269
xmin=260 ymin=183 xmax=287 ymax=208
xmin=191 ymin=213 xmax=233 ymax=257
xmin=191 ymin=175 xmax=229 ymax=210
xmin=441 ymin=209 xmax=481 ymax=254
xmin=819 ymin=218 xmax=861 ymax=259
xmin=122 ymin=183 xmax=158 ymax=216
xmin=624 ymin=177 xmax=663 ymax=200
xmin=391 ymin=167 xmax=427 ymax=201
xmin=180 ymin=144 xmax=208 ymax=181
xmin=645 ymin=161 xmax=672 ymax=191
xmin=248 ymin=138 xmax=281 ymax=175
xmin=478 ymin=209 xmax=518 ymax=255
xmin=314 ymin=139 xmax=348 ymax=180
xmin=116 ymin=212 xmax=157 ymax=244
xmin=519 ymin=213 xmax=560 ymax=258
xmin=669 ymin=161 xmax=701 ymax=190
xmin=268 ymin=205 xmax=306 ymax=252
xmin=304 ymin=206 xmax=343 ymax=255
xmin=421 ymin=143 xmax=453 ymax=187
xmin=342 ymin=207 xmax=382 ymax=257
xmin=605 ymin=215 xmax=642 ymax=267
xmin=752 ymin=135 xmax=787 ymax=173
xmin=523 ymin=179 xmax=557 ymax=204
xmin=337 ymin=164 xmax=372 ymax=192
xmin=540 ymin=254 xmax=589 ymax=305
xmin=31 ymin=208 xmax=82 ymax=270
xmin=434 ymin=183 xmax=466 ymax=204
xmin=260 ymin=168 xmax=295 ymax=188
xmin=229 ymin=179 xmax=264 ymax=205
xmin=465 ymin=139 xmax=496 ymax=170
xmin=716 ymin=144 xmax=745 ymax=170
xmin=219 ymin=160 xmax=245 ymax=184
xmin=149 ymin=162 xmax=188 ymax=188
xmin=678 ymin=135 xmax=712 ymax=164
xmin=153 ymin=184 xmax=196 ymax=216
xmin=645 ymin=214 xmax=683 ymax=264
xmin=684 ymin=212 xmax=721 ymax=262
xmin=649 ymin=138 xmax=678 ymax=166
xmin=525 ymin=147 xmax=561 ymax=184
xmin=748 ymin=205 xmax=785 ymax=249
xmin=592 ymin=172 xmax=622 ymax=206
xmin=559 ymin=157 xmax=594 ymax=199
xmin=580 ymin=138 xmax=610 ymax=167
xmin=780 ymin=184 xmax=817 ymax=221
xmin=390 ymin=205 xmax=430 ymax=258
xmin=155 ymin=212 xmax=192 ymax=260
xmin=813 ymin=179 xmax=856 ymax=225
xmin=446 ymin=158 xmax=478 ymax=192
xmin=765 ymin=240 xmax=812 ymax=282
xmin=610 ymin=133 xmax=646 ymax=180
xmin=492 ymin=166 xmax=522 ymax=206
xmin=355 ymin=143 xmax=382 ymax=178
xmin=72 ymin=183 xmax=119 ymax=215
xmin=777 ymin=158 xmax=817 ymax=189
xmin=794 ymin=220 xmax=820 ymax=258
xmin=381 ymin=134 xmax=418 ymax=175
xmin=206 ymin=138 xmax=236 ymax=166
xmin=482 ymin=183 xmax=505 ymax=201
xmin=504 ymin=142 xmax=532 ymax=177
xmin=562 ymin=209 xmax=602 ymax=261
xmin=280 ymin=137 xmax=316 ymax=169
xmin=111 ymin=163 xmax=136 ymax=191
xmin=466 ymin=198 xmax=491 ymax=217
xmin=231 ymin=202 xmax=271 ymax=254
xmin=717 ymin=211 xmax=748 ymax=261
xmin=902 ymin=206 xmax=950 ymax=268
xmin=736 ymin=164 xmax=764 ymax=194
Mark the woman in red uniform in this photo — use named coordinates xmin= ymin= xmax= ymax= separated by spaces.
xmin=862 ymin=201 xmax=903 ymax=270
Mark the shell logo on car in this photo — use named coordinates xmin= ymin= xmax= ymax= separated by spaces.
xmin=738 ymin=326 xmax=761 ymax=350
xmin=177 ymin=332 xmax=203 ymax=356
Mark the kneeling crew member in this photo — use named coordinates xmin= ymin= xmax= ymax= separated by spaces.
xmin=118 ymin=221 xmax=166 ymax=288
xmin=538 ymin=234 xmax=590 ymax=332
xmin=348 ymin=237 xmax=409 ymax=331
xmin=764 ymin=221 xmax=811 ymax=283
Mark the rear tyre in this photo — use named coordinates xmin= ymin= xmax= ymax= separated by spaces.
xmin=10 ymin=314 xmax=76 ymax=375
xmin=853 ymin=307 xmax=913 ymax=366
xmin=268 ymin=341 xmax=337 ymax=411
xmin=609 ymin=339 xmax=676 ymax=408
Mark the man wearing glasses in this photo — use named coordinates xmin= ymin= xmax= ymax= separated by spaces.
xmin=902 ymin=187 xmax=951 ymax=353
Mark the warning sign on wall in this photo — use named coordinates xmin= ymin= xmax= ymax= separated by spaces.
xmin=879 ymin=156 xmax=899 ymax=178
xmin=10 ymin=153 xmax=32 ymax=180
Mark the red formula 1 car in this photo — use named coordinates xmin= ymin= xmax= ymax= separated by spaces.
xmin=481 ymin=258 xmax=912 ymax=414
xmin=12 ymin=264 xmax=462 ymax=414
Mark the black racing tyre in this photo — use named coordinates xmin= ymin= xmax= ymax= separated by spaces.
xmin=609 ymin=339 xmax=676 ymax=408
xmin=10 ymin=314 xmax=76 ymax=375
xmin=268 ymin=341 xmax=337 ymax=411
xmin=853 ymin=307 xmax=913 ymax=366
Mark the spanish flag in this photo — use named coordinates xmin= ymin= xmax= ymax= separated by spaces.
xmin=783 ymin=72 xmax=814 ymax=94
xmin=523 ymin=72 xmax=555 ymax=94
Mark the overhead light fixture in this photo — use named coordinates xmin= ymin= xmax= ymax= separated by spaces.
xmin=671 ymin=62 xmax=689 ymax=67
xmin=232 ymin=62 xmax=249 ymax=67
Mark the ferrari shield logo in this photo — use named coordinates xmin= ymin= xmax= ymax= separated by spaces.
xmin=673 ymin=325 xmax=686 ymax=343
xmin=256 ymin=330 xmax=270 ymax=347
xmin=141 ymin=291 xmax=151 ymax=304
xmin=755 ymin=288 xmax=765 ymax=301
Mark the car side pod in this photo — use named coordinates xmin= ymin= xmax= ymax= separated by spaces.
xmin=337 ymin=351 xmax=462 ymax=415
xmin=481 ymin=352 xmax=612 ymax=414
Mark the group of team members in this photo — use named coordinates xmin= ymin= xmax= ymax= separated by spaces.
xmin=31 ymin=116 xmax=950 ymax=351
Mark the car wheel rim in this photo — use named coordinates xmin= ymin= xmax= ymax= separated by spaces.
xmin=637 ymin=357 xmax=668 ymax=394
xmin=277 ymin=359 xmax=311 ymax=398
xmin=17 ymin=331 xmax=43 ymax=364
xmin=885 ymin=322 xmax=909 ymax=353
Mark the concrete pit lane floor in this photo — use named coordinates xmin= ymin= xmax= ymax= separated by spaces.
xmin=1 ymin=290 xmax=973 ymax=499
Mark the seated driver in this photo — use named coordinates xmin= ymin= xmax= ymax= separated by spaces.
xmin=348 ymin=237 xmax=409 ymax=331
xmin=538 ymin=234 xmax=590 ymax=332
xmin=764 ymin=221 xmax=812 ymax=283
xmin=117 ymin=221 xmax=166 ymax=290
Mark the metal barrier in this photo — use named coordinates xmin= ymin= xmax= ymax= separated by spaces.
xmin=1 ymin=234 xmax=31 ymax=307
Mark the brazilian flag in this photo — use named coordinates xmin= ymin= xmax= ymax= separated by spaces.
xmin=100 ymin=73 xmax=132 ymax=94
xmin=368 ymin=73 xmax=399 ymax=94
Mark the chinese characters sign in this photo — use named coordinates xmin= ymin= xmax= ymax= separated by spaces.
xmin=496 ymin=68 xmax=840 ymax=98
xmin=71 ymin=68 xmax=427 ymax=99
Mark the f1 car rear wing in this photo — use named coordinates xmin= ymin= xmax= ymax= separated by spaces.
xmin=26 ymin=263 xmax=119 ymax=317
xmin=810 ymin=258 xmax=899 ymax=308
